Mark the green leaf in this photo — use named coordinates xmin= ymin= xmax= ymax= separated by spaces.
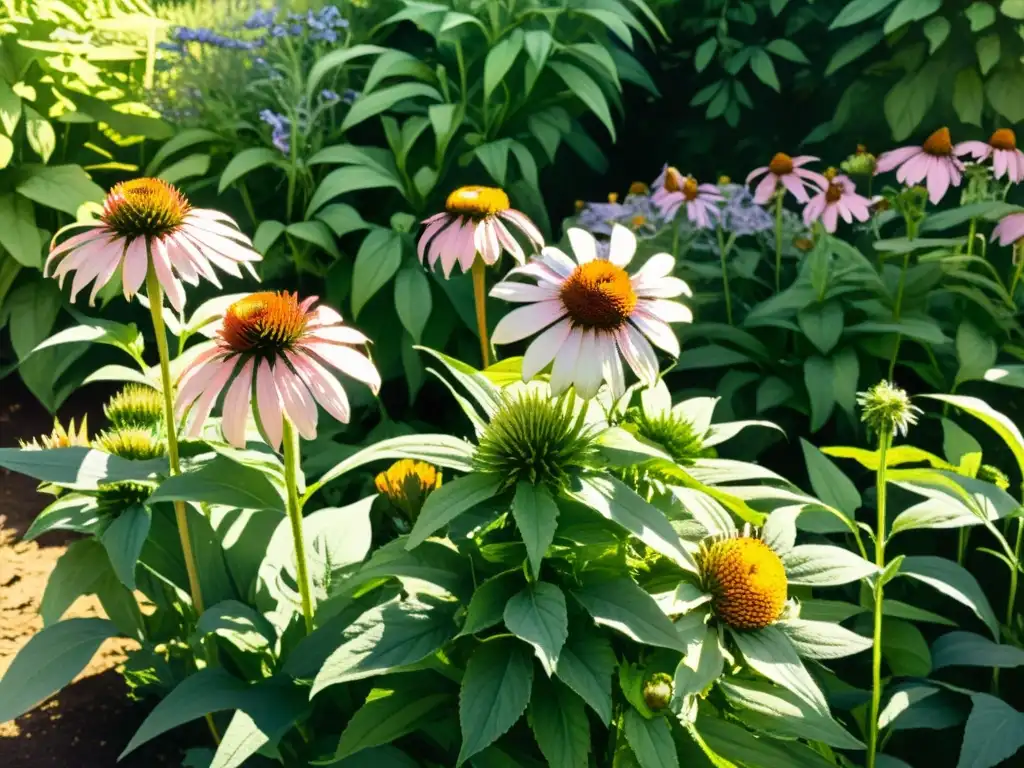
xmin=694 ymin=38 xmax=718 ymax=72
xmin=0 ymin=79 xmax=20 ymax=135
xmin=351 ymin=228 xmax=404 ymax=318
xmin=528 ymin=675 xmax=589 ymax=768
xmin=573 ymin=578 xmax=685 ymax=651
xmin=749 ymin=50 xmax=781 ymax=91
xmin=765 ymin=39 xmax=809 ymax=64
xmin=25 ymin=494 xmax=100 ymax=541
xmin=145 ymin=128 xmax=221 ymax=175
xmin=253 ymin=220 xmax=285 ymax=255
xmin=458 ymin=638 xmax=534 ymax=765
xmin=555 ymin=633 xmax=615 ymax=724
xmin=0 ymin=446 xmax=165 ymax=490
xmin=932 ymin=631 xmax=1024 ymax=670
xmin=334 ymin=684 xmax=453 ymax=761
xmin=884 ymin=65 xmax=940 ymax=141
xmin=306 ymin=165 xmax=404 ymax=216
xmin=218 ymin=148 xmax=279 ymax=194
xmin=24 ymin=106 xmax=55 ymax=162
xmin=0 ymin=134 xmax=11 ymax=169
xmin=40 ymin=539 xmax=106 ymax=626
xmin=485 ymin=30 xmax=524 ymax=101
xmin=209 ymin=677 xmax=306 ymax=768
xmin=0 ymin=193 xmax=41 ymax=267
xmin=364 ymin=50 xmax=434 ymax=93
xmin=407 ymin=472 xmax=502 ymax=549
xmin=306 ymin=44 xmax=388 ymax=101
xmin=0 ymin=618 xmax=117 ymax=723
xmin=311 ymin=598 xmax=455 ymax=694
xmin=196 ymin=600 xmax=275 ymax=657
xmin=1002 ymin=0 xmax=1024 ymax=17
xmin=890 ymin=495 xmax=982 ymax=536
xmin=317 ymin=204 xmax=370 ymax=238
xmin=511 ymin=482 xmax=559 ymax=579
xmin=825 ymin=31 xmax=883 ymax=75
xmin=883 ymin=618 xmax=931 ymax=676
xmin=394 ymin=265 xmax=432 ymax=343
xmin=776 ymin=619 xmax=873 ymax=660
xmin=341 ymin=83 xmax=442 ymax=133
xmin=16 ymin=164 xmax=104 ymax=217
xmin=957 ymin=693 xmax=1024 ymax=768
xmin=985 ymin=67 xmax=1024 ymax=123
xmin=976 ymin=35 xmax=1000 ymax=76
xmin=475 ymin=140 xmax=511 ymax=186
xmin=158 ymin=153 xmax=211 ymax=185
xmin=623 ymin=708 xmax=678 ymax=768
xmin=287 ymin=220 xmax=341 ymax=260
xmin=549 ymin=62 xmax=616 ymax=140
xmin=100 ymin=504 xmax=151 ymax=590
xmin=798 ymin=302 xmax=843 ymax=354
xmin=459 ymin=570 xmax=523 ymax=637
xmin=900 ymin=555 xmax=999 ymax=637
xmin=783 ymin=544 xmax=878 ymax=585
xmin=800 ymin=438 xmax=861 ymax=517
xmin=967 ymin=2 xmax=997 ymax=29
xmin=730 ymin=625 xmax=828 ymax=714
xmin=830 ymin=0 xmax=900 ymax=28
xmin=923 ymin=16 xmax=951 ymax=52
xmin=884 ymin=0 xmax=941 ymax=33
xmin=33 ymin=313 xmax=143 ymax=359
xmin=150 ymin=456 xmax=284 ymax=512
xmin=566 ymin=474 xmax=695 ymax=571
xmin=803 ymin=356 xmax=835 ymax=431
xmin=921 ymin=394 xmax=1024 ymax=476
xmin=720 ymin=679 xmax=864 ymax=749
xmin=503 ymin=582 xmax=568 ymax=675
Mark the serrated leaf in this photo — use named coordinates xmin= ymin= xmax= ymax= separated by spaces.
xmin=528 ymin=675 xmax=589 ymax=768
xmin=511 ymin=481 xmax=559 ymax=579
xmin=352 ymin=228 xmax=403 ymax=318
xmin=900 ymin=555 xmax=999 ymax=637
xmin=458 ymin=638 xmax=534 ymax=764
xmin=623 ymin=708 xmax=678 ymax=768
xmin=503 ymin=582 xmax=568 ymax=676
xmin=407 ymin=472 xmax=502 ymax=549
xmin=573 ymin=578 xmax=686 ymax=651
xmin=555 ymin=633 xmax=615 ymax=724
xmin=731 ymin=625 xmax=828 ymax=714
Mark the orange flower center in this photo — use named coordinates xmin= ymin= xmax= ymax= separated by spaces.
xmin=856 ymin=144 xmax=868 ymax=155
xmin=681 ymin=176 xmax=699 ymax=201
xmin=663 ymin=167 xmax=685 ymax=193
xmin=700 ymin=536 xmax=787 ymax=630
xmin=445 ymin=186 xmax=510 ymax=218
xmin=768 ymin=152 xmax=794 ymax=176
xmin=631 ymin=214 xmax=647 ymax=229
xmin=101 ymin=178 xmax=190 ymax=238
xmin=990 ymin=128 xmax=1017 ymax=150
xmin=560 ymin=260 xmax=637 ymax=331
xmin=923 ymin=127 xmax=952 ymax=156
xmin=628 ymin=181 xmax=649 ymax=196
xmin=825 ymin=183 xmax=844 ymax=203
xmin=220 ymin=291 xmax=308 ymax=355
xmin=607 ymin=192 xmax=619 ymax=204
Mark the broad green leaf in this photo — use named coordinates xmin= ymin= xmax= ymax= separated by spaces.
xmin=334 ymin=684 xmax=453 ymax=761
xmin=884 ymin=65 xmax=940 ymax=141
xmin=0 ymin=79 xmax=20 ymax=134
xmin=306 ymin=165 xmax=404 ymax=217
xmin=749 ymin=49 xmax=780 ymax=91
xmin=458 ymin=570 xmax=523 ymax=637
xmin=306 ymin=44 xmax=389 ymax=102
xmin=566 ymin=474 xmax=695 ymax=571
xmin=882 ymin=618 xmax=931 ymax=676
xmin=890 ymin=496 xmax=982 ymax=535
xmin=341 ymin=83 xmax=442 ymax=132
xmin=394 ymin=264 xmax=432 ymax=343
xmin=821 ymin=444 xmax=953 ymax=470
xmin=363 ymin=50 xmax=434 ymax=93
xmin=800 ymin=439 xmax=861 ymax=517
xmin=803 ymin=356 xmax=835 ymax=430
xmin=922 ymin=16 xmax=950 ymax=52
xmin=0 ymin=446 xmax=165 ymax=490
xmin=343 ymin=536 xmax=469 ymax=601
xmin=287 ymin=220 xmax=341 ymax=260
xmin=528 ymin=675 xmax=589 ymax=768
xmin=311 ymin=598 xmax=455 ymax=694
xmin=146 ymin=128 xmax=221 ymax=175
xmin=720 ymin=679 xmax=864 ymax=749
xmin=932 ymin=631 xmax=1024 ymax=670
xmin=695 ymin=38 xmax=717 ymax=72
xmin=407 ymin=472 xmax=502 ymax=549
xmin=0 ymin=618 xmax=117 ymax=723
xmin=549 ymin=62 xmax=616 ymax=140
xmin=100 ymin=504 xmax=151 ymax=590
xmin=573 ymin=578 xmax=685 ymax=651
xmin=196 ymin=600 xmax=275 ymax=657
xmin=884 ymin=0 xmax=941 ymax=34
xmin=783 ymin=544 xmax=877 ymax=585
xmin=484 ymin=30 xmax=524 ymax=100
xmin=40 ymin=539 xmax=106 ymax=626
xmin=921 ymin=201 xmax=1020 ymax=232
xmin=731 ymin=625 xmax=828 ymax=714
xmin=511 ymin=482 xmax=559 ymax=579
xmin=555 ymin=633 xmax=615 ymax=724
xmin=765 ymin=39 xmax=809 ymax=64
xmin=776 ymin=619 xmax=872 ymax=659
xmin=24 ymin=106 xmax=55 ymax=162
xmin=883 ymin=598 xmax=955 ymax=626
xmin=623 ymin=708 xmax=678 ymax=768
xmin=317 ymin=203 xmax=371 ymax=238
xmin=900 ymin=555 xmax=998 ymax=637
xmin=158 ymin=153 xmax=210 ymax=184
xmin=458 ymin=638 xmax=534 ymax=764
xmin=16 ymin=164 xmax=104 ymax=217
xmin=24 ymin=494 xmax=100 ymax=541
xmin=0 ymin=193 xmax=41 ymax=267
xmin=923 ymin=395 xmax=1024 ymax=475
xmin=957 ymin=693 xmax=1024 ymax=768
xmin=674 ymin=624 xmax=724 ymax=699
xmin=698 ymin=716 xmax=836 ymax=768
xmin=253 ymin=220 xmax=285 ymax=255
xmin=798 ymin=301 xmax=843 ymax=354
xmin=33 ymin=314 xmax=143 ymax=360
xmin=1002 ymin=0 xmax=1024 ymax=17
xmin=0 ymin=134 xmax=10 ymax=169
xmin=352 ymin=228 xmax=403 ymax=317
xmin=985 ymin=67 xmax=1024 ymax=123
xmin=150 ymin=456 xmax=284 ymax=512
xmin=830 ymin=0 xmax=900 ymax=28
xmin=503 ymin=582 xmax=568 ymax=675
xmin=967 ymin=1 xmax=997 ymax=29
xmin=218 ymin=148 xmax=279 ymax=194
xmin=825 ymin=30 xmax=883 ymax=75
xmin=209 ymin=677 xmax=306 ymax=768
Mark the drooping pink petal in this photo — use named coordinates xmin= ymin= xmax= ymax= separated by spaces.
xmin=752 ymin=173 xmax=778 ymax=205
xmin=305 ymin=325 xmax=371 ymax=346
xmin=88 ymin=244 xmax=126 ymax=305
xmin=573 ymin=329 xmax=603 ymax=399
xmin=183 ymin=214 xmax=254 ymax=246
xmin=184 ymin=359 xmax=237 ymax=437
xmin=993 ymin=149 xmax=1009 ymax=180
xmin=876 ymin=145 xmax=922 ymax=174
xmin=993 ymin=213 xmax=1024 ymax=246
xmin=303 ymin=341 xmax=381 ymax=394
xmin=255 ymin=359 xmax=284 ymax=449
xmin=489 ymin=281 xmax=559 ymax=303
xmin=539 ymin=246 xmax=576 ymax=276
xmin=151 ymin=236 xmax=186 ymax=312
xmin=492 ymin=218 xmax=525 ymax=265
xmin=274 ymin=363 xmax=318 ymax=440
xmin=474 ymin=217 xmax=500 ymax=267
xmin=170 ymin=231 xmax=221 ymax=288
xmin=417 ymin=215 xmax=450 ymax=264
xmin=790 ymin=155 xmax=819 ymax=167
xmin=955 ymin=141 xmax=991 ymax=161
xmin=121 ymin=237 xmax=149 ymax=300
xmin=926 ymin=158 xmax=951 ymax=204
xmin=549 ymin=326 xmax=584 ymax=396
xmin=506 ymin=259 xmax=566 ymax=286
xmin=185 ymin=232 xmax=244 ymax=279
xmin=897 ymin=153 xmax=931 ymax=186
xmin=630 ymin=309 xmax=680 ymax=357
xmin=176 ymin=348 xmax=230 ymax=399
xmin=69 ymin=247 xmax=120 ymax=304
xmin=165 ymin=237 xmax=200 ymax=285
xmin=803 ymin=195 xmax=825 ymax=226
xmin=189 ymin=208 xmax=236 ymax=224
xmin=616 ymin=324 xmax=658 ymax=385
xmin=498 ymin=209 xmax=544 ymax=250
xmin=184 ymin=225 xmax=261 ymax=264
xmin=491 ymin=300 xmax=567 ymax=344
xmin=822 ymin=204 xmax=839 ymax=233
xmin=745 ymin=165 xmax=769 ymax=185
xmin=288 ymin=350 xmax=351 ymax=425
xmin=45 ymin=227 xmax=109 ymax=275
xmin=53 ymin=236 xmax=114 ymax=285
xmin=221 ymin=358 xmax=255 ymax=447
xmin=521 ymin=318 xmax=572 ymax=381
xmin=781 ymin=173 xmax=809 ymax=203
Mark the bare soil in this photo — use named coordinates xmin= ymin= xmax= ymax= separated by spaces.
xmin=0 ymin=378 xmax=203 ymax=767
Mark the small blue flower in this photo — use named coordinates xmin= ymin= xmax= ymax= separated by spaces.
xmin=341 ymin=88 xmax=359 ymax=104
xmin=320 ymin=89 xmax=339 ymax=102
xmin=243 ymin=8 xmax=276 ymax=30
xmin=270 ymin=24 xmax=286 ymax=38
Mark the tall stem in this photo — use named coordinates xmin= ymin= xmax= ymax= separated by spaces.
xmin=966 ymin=218 xmax=977 ymax=257
xmin=717 ymin=225 xmax=733 ymax=325
xmin=283 ymin=418 xmax=314 ymax=635
xmin=145 ymin=262 xmax=205 ymax=616
xmin=1009 ymin=244 xmax=1024 ymax=303
xmin=471 ymin=257 xmax=490 ymax=368
xmin=886 ymin=213 xmax=915 ymax=380
xmin=1006 ymin=517 xmax=1023 ymax=634
xmin=866 ymin=428 xmax=892 ymax=768
xmin=773 ymin=193 xmax=784 ymax=293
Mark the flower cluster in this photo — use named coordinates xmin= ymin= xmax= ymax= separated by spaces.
xmin=260 ymin=109 xmax=290 ymax=154
xmin=172 ymin=27 xmax=264 ymax=51
xmin=246 ymin=6 xmax=350 ymax=44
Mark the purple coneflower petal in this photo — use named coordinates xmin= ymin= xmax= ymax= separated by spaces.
xmin=574 ymin=330 xmax=603 ymax=399
xmin=304 ymin=342 xmax=381 ymax=394
xmin=608 ymin=224 xmax=635 ymax=267
xmin=752 ymin=174 xmax=777 ymax=204
xmin=522 ymin=319 xmax=572 ymax=380
xmin=549 ymin=327 xmax=584 ymax=395
xmin=598 ymin=332 xmax=624 ymax=398
xmin=630 ymin=310 xmax=679 ymax=357
xmin=490 ymin=281 xmax=558 ymax=303
xmin=222 ymin=358 xmax=255 ymax=447
xmin=185 ymin=359 xmax=236 ymax=436
xmin=540 ymin=246 xmax=576 ymax=277
xmin=876 ymin=146 xmax=922 ymax=174
xmin=616 ymin=324 xmax=658 ymax=386
xmin=499 ymin=209 xmax=544 ymax=250
xmin=491 ymin=300 xmax=566 ymax=344
xmin=746 ymin=165 xmax=770 ymax=185
xmin=256 ymin=359 xmax=284 ymax=449
xmin=289 ymin=351 xmax=351 ymax=425
xmin=567 ymin=228 xmax=597 ymax=265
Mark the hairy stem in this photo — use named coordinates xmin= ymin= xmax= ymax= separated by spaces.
xmin=867 ymin=428 xmax=892 ymax=768
xmin=283 ymin=418 xmax=315 ymax=635
xmin=472 ymin=257 xmax=490 ymax=368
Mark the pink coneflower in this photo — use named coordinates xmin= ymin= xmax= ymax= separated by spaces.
xmin=956 ymin=129 xmax=1024 ymax=184
xmin=175 ymin=292 xmax=380 ymax=449
xmin=875 ymin=127 xmax=964 ymax=205
xmin=45 ymin=178 xmax=261 ymax=310
xmin=746 ymin=153 xmax=827 ymax=204
xmin=417 ymin=186 xmax=544 ymax=278
xmin=489 ymin=224 xmax=692 ymax=399
xmin=992 ymin=212 xmax=1024 ymax=247
xmin=803 ymin=173 xmax=871 ymax=233
xmin=651 ymin=167 xmax=724 ymax=229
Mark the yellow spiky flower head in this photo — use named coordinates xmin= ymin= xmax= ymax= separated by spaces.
xmin=20 ymin=417 xmax=90 ymax=450
xmin=94 ymin=427 xmax=167 ymax=461
xmin=698 ymin=536 xmax=788 ymax=630
xmin=104 ymin=384 xmax=164 ymax=430
xmin=375 ymin=459 xmax=442 ymax=523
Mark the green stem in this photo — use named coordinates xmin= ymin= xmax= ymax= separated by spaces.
xmin=145 ymin=259 xmax=205 ymax=617
xmin=1006 ymin=517 xmax=1023 ymax=634
xmin=238 ymin=181 xmax=258 ymax=229
xmin=717 ymin=225 xmax=733 ymax=325
xmin=886 ymin=251 xmax=912 ymax=380
xmin=966 ymin=218 xmax=977 ymax=258
xmin=472 ymin=258 xmax=490 ymax=368
xmin=1009 ymin=244 xmax=1024 ymax=304
xmin=773 ymin=193 xmax=784 ymax=293
xmin=866 ymin=428 xmax=892 ymax=768
xmin=283 ymin=417 xmax=315 ymax=635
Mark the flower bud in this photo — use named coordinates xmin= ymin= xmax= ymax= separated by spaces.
xmin=642 ymin=673 xmax=674 ymax=712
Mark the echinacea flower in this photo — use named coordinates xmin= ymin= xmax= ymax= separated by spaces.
xmin=175 ymin=291 xmax=380 ymax=449
xmin=857 ymin=380 xmax=921 ymax=438
xmin=992 ymin=212 xmax=1024 ymax=247
xmin=375 ymin=459 xmax=441 ymax=526
xmin=417 ymin=186 xmax=544 ymax=278
xmin=874 ymin=127 xmax=964 ymax=204
xmin=802 ymin=173 xmax=871 ymax=233
xmin=489 ymin=224 xmax=692 ymax=399
xmin=45 ymin=178 xmax=261 ymax=310
xmin=104 ymin=384 xmax=164 ymax=430
xmin=956 ymin=129 xmax=1024 ymax=183
xmin=651 ymin=167 xmax=724 ymax=229
xmin=19 ymin=417 xmax=89 ymax=450
xmin=746 ymin=153 xmax=827 ymax=204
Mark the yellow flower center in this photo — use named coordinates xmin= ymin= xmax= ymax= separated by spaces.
xmin=628 ymin=181 xmax=649 ymax=196
xmin=607 ymin=192 xmax=619 ymax=204
xmin=445 ymin=186 xmax=510 ymax=218
xmin=631 ymin=214 xmax=647 ymax=229
xmin=825 ymin=183 xmax=844 ymax=204
xmin=560 ymin=260 xmax=637 ymax=331
xmin=375 ymin=459 xmax=441 ymax=520
xmin=574 ymin=200 xmax=585 ymax=212
xmin=990 ymin=128 xmax=1017 ymax=150
xmin=718 ymin=175 xmax=731 ymax=185
xmin=663 ymin=167 xmax=685 ymax=193
xmin=856 ymin=144 xmax=868 ymax=155
xmin=19 ymin=417 xmax=89 ymax=450
xmin=700 ymin=536 xmax=787 ymax=630
xmin=101 ymin=178 xmax=190 ymax=238
xmin=923 ymin=127 xmax=952 ymax=156
xmin=681 ymin=176 xmax=699 ymax=201
xmin=823 ymin=167 xmax=839 ymax=181
xmin=768 ymin=152 xmax=794 ymax=176
xmin=220 ymin=291 xmax=309 ymax=355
